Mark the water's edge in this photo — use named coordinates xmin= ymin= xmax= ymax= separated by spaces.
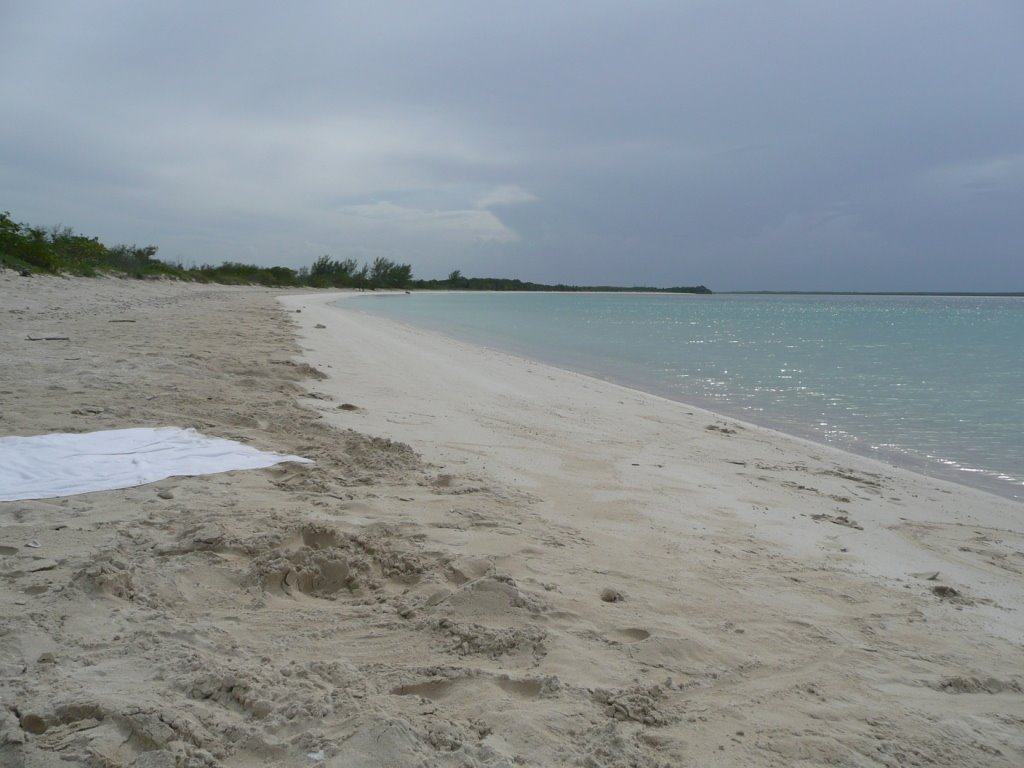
xmin=334 ymin=293 xmax=1022 ymax=503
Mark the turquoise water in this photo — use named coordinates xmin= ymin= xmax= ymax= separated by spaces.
xmin=341 ymin=292 xmax=1024 ymax=501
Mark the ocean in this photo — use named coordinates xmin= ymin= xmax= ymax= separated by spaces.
xmin=340 ymin=292 xmax=1024 ymax=501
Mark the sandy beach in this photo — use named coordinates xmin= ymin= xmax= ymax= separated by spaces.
xmin=2 ymin=274 xmax=1023 ymax=767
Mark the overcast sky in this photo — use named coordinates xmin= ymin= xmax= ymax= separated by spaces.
xmin=2 ymin=1 xmax=1022 ymax=291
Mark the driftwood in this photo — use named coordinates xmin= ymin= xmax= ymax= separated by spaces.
xmin=26 ymin=335 xmax=70 ymax=341
xmin=108 ymin=319 xmax=136 ymax=323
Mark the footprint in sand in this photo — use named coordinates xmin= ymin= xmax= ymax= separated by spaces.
xmin=391 ymin=674 xmax=547 ymax=701
xmin=606 ymin=628 xmax=651 ymax=644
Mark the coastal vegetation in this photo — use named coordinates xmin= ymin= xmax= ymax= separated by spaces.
xmin=0 ymin=210 xmax=709 ymax=293
xmin=307 ymin=255 xmax=413 ymax=289
xmin=418 ymin=270 xmax=711 ymax=294
xmin=0 ymin=210 xmax=411 ymax=290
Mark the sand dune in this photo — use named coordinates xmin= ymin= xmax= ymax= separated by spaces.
xmin=2 ymin=274 xmax=1022 ymax=766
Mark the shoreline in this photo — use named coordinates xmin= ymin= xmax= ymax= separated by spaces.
xmin=3 ymin=275 xmax=1023 ymax=766
xmin=343 ymin=291 xmax=1022 ymax=503
xmin=289 ymin=291 xmax=1024 ymax=611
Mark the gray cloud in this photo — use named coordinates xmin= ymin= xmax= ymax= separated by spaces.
xmin=1 ymin=1 xmax=1022 ymax=290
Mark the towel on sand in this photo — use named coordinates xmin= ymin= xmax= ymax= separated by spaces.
xmin=0 ymin=427 xmax=312 ymax=501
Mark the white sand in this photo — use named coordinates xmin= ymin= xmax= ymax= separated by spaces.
xmin=2 ymin=274 xmax=1022 ymax=767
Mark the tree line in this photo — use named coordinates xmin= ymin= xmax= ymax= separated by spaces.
xmin=0 ymin=211 xmax=412 ymax=289
xmin=307 ymin=255 xmax=411 ymax=289
xmin=1 ymin=209 xmax=710 ymax=293
xmin=412 ymin=270 xmax=711 ymax=294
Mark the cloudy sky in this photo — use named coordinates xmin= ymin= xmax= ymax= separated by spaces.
xmin=2 ymin=1 xmax=1022 ymax=291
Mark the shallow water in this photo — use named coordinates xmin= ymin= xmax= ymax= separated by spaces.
xmin=343 ymin=292 xmax=1024 ymax=501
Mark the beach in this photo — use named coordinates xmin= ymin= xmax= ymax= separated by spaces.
xmin=2 ymin=274 xmax=1023 ymax=766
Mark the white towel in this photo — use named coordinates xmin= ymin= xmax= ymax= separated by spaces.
xmin=0 ymin=427 xmax=312 ymax=501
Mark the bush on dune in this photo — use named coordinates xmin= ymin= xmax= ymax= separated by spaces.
xmin=0 ymin=210 xmax=412 ymax=289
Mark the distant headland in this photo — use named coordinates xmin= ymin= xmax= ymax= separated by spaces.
xmin=412 ymin=271 xmax=711 ymax=294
